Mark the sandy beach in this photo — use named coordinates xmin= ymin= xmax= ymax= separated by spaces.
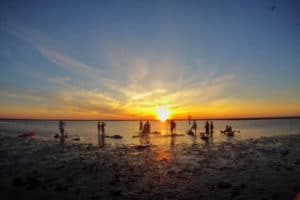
xmin=0 ymin=133 xmax=299 ymax=200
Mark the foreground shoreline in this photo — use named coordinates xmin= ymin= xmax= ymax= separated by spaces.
xmin=0 ymin=133 xmax=299 ymax=200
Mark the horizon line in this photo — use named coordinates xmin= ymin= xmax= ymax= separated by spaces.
xmin=1 ymin=115 xmax=300 ymax=121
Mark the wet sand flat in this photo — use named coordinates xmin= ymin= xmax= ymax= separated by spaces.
xmin=0 ymin=133 xmax=299 ymax=200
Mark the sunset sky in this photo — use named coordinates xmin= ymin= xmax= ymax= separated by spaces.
xmin=0 ymin=0 xmax=300 ymax=120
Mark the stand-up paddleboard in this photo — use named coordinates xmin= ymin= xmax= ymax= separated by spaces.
xmin=187 ymin=130 xmax=195 ymax=136
xmin=132 ymin=135 xmax=143 ymax=138
xmin=73 ymin=136 xmax=80 ymax=141
xmin=105 ymin=134 xmax=123 ymax=139
xmin=54 ymin=133 xmax=68 ymax=138
xmin=200 ymin=135 xmax=209 ymax=140
xmin=18 ymin=132 xmax=36 ymax=138
xmin=151 ymin=131 xmax=161 ymax=134
xmin=159 ymin=134 xmax=185 ymax=137
xmin=199 ymin=133 xmax=209 ymax=140
xmin=136 ymin=143 xmax=151 ymax=149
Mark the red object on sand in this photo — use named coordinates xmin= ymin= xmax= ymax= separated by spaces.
xmin=18 ymin=132 xmax=36 ymax=137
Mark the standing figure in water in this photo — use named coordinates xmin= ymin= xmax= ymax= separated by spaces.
xmin=210 ymin=121 xmax=214 ymax=135
xmin=170 ymin=120 xmax=176 ymax=135
xmin=143 ymin=120 xmax=151 ymax=136
xmin=139 ymin=121 xmax=143 ymax=133
xmin=101 ymin=121 xmax=106 ymax=135
xmin=97 ymin=121 xmax=104 ymax=147
xmin=59 ymin=120 xmax=65 ymax=137
xmin=191 ymin=120 xmax=197 ymax=134
xmin=97 ymin=121 xmax=101 ymax=135
xmin=205 ymin=121 xmax=210 ymax=134
xmin=99 ymin=122 xmax=106 ymax=147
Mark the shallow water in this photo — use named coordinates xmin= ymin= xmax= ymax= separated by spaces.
xmin=0 ymin=119 xmax=299 ymax=146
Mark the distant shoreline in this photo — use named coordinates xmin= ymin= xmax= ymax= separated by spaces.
xmin=0 ymin=116 xmax=299 ymax=121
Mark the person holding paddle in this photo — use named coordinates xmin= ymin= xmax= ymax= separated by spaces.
xmin=59 ymin=120 xmax=65 ymax=137
xmin=170 ymin=120 xmax=176 ymax=136
xmin=191 ymin=120 xmax=197 ymax=134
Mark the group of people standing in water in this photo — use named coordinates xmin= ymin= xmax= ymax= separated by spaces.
xmin=191 ymin=120 xmax=214 ymax=134
xmin=138 ymin=120 xmax=216 ymax=136
xmin=139 ymin=120 xmax=177 ymax=136
xmin=58 ymin=121 xmax=107 ymax=137
xmin=139 ymin=120 xmax=152 ymax=136
xmin=58 ymin=120 xmax=233 ymax=142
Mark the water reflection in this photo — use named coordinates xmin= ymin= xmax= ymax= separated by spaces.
xmin=98 ymin=133 xmax=105 ymax=147
xmin=60 ymin=136 xmax=65 ymax=153
xmin=170 ymin=136 xmax=176 ymax=148
xmin=139 ymin=134 xmax=150 ymax=145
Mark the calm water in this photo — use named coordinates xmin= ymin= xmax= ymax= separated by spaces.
xmin=0 ymin=119 xmax=299 ymax=146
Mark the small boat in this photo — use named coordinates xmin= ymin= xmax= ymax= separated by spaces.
xmin=18 ymin=132 xmax=36 ymax=138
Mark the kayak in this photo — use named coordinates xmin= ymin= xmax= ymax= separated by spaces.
xmin=105 ymin=135 xmax=123 ymax=139
xmin=18 ymin=132 xmax=36 ymax=138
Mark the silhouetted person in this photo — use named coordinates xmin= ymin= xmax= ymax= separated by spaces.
xmin=59 ymin=120 xmax=65 ymax=137
xmin=170 ymin=120 xmax=176 ymax=135
xmin=205 ymin=121 xmax=209 ymax=134
xmin=139 ymin=121 xmax=143 ymax=132
xmin=191 ymin=120 xmax=197 ymax=134
xmin=97 ymin=121 xmax=101 ymax=135
xmin=143 ymin=120 xmax=151 ymax=136
xmin=101 ymin=121 xmax=106 ymax=135
xmin=225 ymin=125 xmax=232 ymax=132
xmin=210 ymin=121 xmax=214 ymax=134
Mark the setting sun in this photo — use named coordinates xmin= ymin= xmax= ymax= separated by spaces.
xmin=156 ymin=106 xmax=170 ymax=121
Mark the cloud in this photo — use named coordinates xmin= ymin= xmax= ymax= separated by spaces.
xmin=131 ymin=89 xmax=166 ymax=100
xmin=36 ymin=45 xmax=89 ymax=71
xmin=47 ymin=76 xmax=71 ymax=85
xmin=0 ymin=23 xmax=239 ymax=119
xmin=1 ymin=24 xmax=104 ymax=79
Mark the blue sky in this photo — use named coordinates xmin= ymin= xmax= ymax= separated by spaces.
xmin=0 ymin=0 xmax=300 ymax=119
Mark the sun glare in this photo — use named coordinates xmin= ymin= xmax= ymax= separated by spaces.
xmin=156 ymin=106 xmax=170 ymax=121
